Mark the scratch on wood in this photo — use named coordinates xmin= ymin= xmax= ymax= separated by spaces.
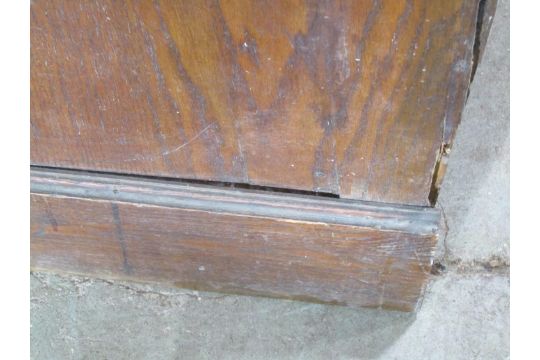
xmin=162 ymin=122 xmax=215 ymax=156
xmin=118 ymin=123 xmax=216 ymax=163
xmin=42 ymin=197 xmax=58 ymax=231
xmin=111 ymin=203 xmax=133 ymax=275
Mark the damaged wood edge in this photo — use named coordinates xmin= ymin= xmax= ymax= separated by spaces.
xmin=428 ymin=0 xmax=497 ymax=206
xmin=471 ymin=0 xmax=498 ymax=81
xmin=31 ymin=167 xmax=440 ymax=235
xmin=428 ymin=143 xmax=451 ymax=206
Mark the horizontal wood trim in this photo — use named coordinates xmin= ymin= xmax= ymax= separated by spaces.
xmin=31 ymin=168 xmax=439 ymax=311
xmin=31 ymin=168 xmax=440 ymax=234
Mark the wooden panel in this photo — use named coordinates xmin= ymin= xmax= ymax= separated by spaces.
xmin=30 ymin=168 xmax=439 ymax=311
xmin=31 ymin=0 xmax=480 ymax=205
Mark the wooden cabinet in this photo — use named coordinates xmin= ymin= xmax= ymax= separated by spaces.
xmin=31 ymin=0 xmax=490 ymax=311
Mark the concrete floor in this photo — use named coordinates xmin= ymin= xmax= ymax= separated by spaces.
xmin=30 ymin=1 xmax=509 ymax=359
xmin=31 ymin=270 xmax=508 ymax=360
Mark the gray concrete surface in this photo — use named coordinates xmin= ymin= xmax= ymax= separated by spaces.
xmin=31 ymin=270 xmax=508 ymax=360
xmin=30 ymin=1 xmax=510 ymax=359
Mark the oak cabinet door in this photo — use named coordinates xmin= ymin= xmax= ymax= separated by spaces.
xmin=31 ymin=0 xmax=479 ymax=206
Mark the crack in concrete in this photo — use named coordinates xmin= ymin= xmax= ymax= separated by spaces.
xmin=431 ymin=200 xmax=509 ymax=276
xmin=30 ymin=272 xmax=231 ymax=301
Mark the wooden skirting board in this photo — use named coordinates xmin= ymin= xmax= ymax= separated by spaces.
xmin=31 ymin=167 xmax=440 ymax=311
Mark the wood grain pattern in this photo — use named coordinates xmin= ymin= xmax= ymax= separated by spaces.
xmin=31 ymin=0 xmax=480 ymax=206
xmin=31 ymin=168 xmax=439 ymax=311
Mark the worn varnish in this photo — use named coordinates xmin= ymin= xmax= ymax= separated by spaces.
xmin=31 ymin=0 xmax=480 ymax=205
xmin=31 ymin=168 xmax=439 ymax=311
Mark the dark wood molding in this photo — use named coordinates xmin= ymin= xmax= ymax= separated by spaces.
xmin=31 ymin=167 xmax=440 ymax=234
xmin=31 ymin=167 xmax=439 ymax=311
